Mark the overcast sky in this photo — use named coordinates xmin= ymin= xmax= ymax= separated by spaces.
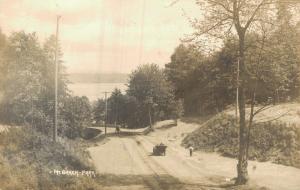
xmin=0 ymin=0 xmax=200 ymax=74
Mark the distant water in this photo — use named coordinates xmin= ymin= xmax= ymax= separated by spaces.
xmin=68 ymin=83 xmax=127 ymax=102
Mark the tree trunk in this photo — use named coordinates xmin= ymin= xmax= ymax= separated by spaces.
xmin=236 ymin=34 xmax=249 ymax=185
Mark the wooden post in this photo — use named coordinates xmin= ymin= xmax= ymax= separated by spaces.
xmin=54 ymin=15 xmax=61 ymax=142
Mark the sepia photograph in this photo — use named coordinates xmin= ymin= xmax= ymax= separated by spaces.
xmin=0 ymin=0 xmax=300 ymax=189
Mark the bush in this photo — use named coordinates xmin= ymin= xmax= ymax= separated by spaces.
xmin=60 ymin=96 xmax=92 ymax=139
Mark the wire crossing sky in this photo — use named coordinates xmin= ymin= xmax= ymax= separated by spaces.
xmin=0 ymin=0 xmax=200 ymax=74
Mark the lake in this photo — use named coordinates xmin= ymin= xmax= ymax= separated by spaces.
xmin=68 ymin=83 xmax=128 ymax=102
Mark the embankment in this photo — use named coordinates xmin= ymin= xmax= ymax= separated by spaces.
xmin=182 ymin=111 xmax=300 ymax=168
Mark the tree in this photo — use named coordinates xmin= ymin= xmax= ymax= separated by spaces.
xmin=60 ymin=96 xmax=92 ymax=139
xmin=270 ymin=2 xmax=300 ymax=100
xmin=92 ymin=99 xmax=106 ymax=125
xmin=166 ymin=43 xmax=236 ymax=115
xmin=121 ymin=95 xmax=139 ymax=128
xmin=107 ymin=88 xmax=127 ymax=126
xmin=41 ymin=35 xmax=69 ymax=134
xmin=0 ymin=32 xmax=70 ymax=137
xmin=165 ymin=44 xmax=202 ymax=98
xmin=127 ymin=64 xmax=182 ymax=128
xmin=167 ymin=27 xmax=299 ymax=116
xmin=165 ymin=44 xmax=206 ymax=114
xmin=190 ymin=0 xmax=300 ymax=184
xmin=0 ymin=32 xmax=45 ymax=125
xmin=243 ymin=2 xmax=300 ymax=169
xmin=0 ymin=29 xmax=7 ymax=106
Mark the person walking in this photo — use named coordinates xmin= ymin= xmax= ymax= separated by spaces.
xmin=189 ymin=146 xmax=194 ymax=157
xmin=115 ymin=125 xmax=120 ymax=135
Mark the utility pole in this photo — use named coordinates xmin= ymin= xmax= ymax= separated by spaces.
xmin=148 ymin=106 xmax=152 ymax=128
xmin=236 ymin=56 xmax=240 ymax=124
xmin=103 ymin=91 xmax=111 ymax=135
xmin=54 ymin=15 xmax=61 ymax=142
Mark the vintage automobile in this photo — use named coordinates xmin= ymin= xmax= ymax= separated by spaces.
xmin=153 ymin=143 xmax=167 ymax=156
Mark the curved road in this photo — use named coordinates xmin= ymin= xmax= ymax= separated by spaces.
xmin=88 ymin=122 xmax=300 ymax=190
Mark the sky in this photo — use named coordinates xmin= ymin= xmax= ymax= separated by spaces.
xmin=0 ymin=0 xmax=201 ymax=74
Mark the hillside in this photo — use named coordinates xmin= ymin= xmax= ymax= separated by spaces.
xmin=182 ymin=103 xmax=300 ymax=168
xmin=68 ymin=73 xmax=129 ymax=83
xmin=226 ymin=103 xmax=300 ymax=125
xmin=0 ymin=126 xmax=102 ymax=190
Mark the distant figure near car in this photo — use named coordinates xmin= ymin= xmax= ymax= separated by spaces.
xmin=189 ymin=146 xmax=194 ymax=157
xmin=115 ymin=125 xmax=120 ymax=135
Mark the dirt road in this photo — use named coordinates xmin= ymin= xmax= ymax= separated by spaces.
xmin=88 ymin=121 xmax=300 ymax=190
xmin=88 ymin=136 xmax=224 ymax=190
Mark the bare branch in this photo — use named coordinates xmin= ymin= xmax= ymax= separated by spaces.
xmin=207 ymin=0 xmax=233 ymax=13
xmin=194 ymin=17 xmax=232 ymax=36
xmin=256 ymin=110 xmax=291 ymax=123
xmin=237 ymin=0 xmax=246 ymax=11
xmin=165 ymin=0 xmax=180 ymax=7
xmin=253 ymin=104 xmax=273 ymax=117
xmin=225 ymin=22 xmax=234 ymax=36
xmin=244 ymin=0 xmax=274 ymax=30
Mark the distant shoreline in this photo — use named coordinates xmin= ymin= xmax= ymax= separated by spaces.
xmin=68 ymin=82 xmax=128 ymax=101
xmin=68 ymin=81 xmax=128 ymax=84
xmin=68 ymin=73 xmax=129 ymax=84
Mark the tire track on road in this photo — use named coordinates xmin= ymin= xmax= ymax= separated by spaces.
xmin=137 ymin=135 xmax=225 ymax=190
xmin=119 ymin=136 xmax=183 ymax=190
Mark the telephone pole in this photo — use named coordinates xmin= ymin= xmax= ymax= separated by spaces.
xmin=236 ymin=54 xmax=240 ymax=124
xmin=54 ymin=15 xmax=61 ymax=142
xmin=103 ymin=91 xmax=111 ymax=135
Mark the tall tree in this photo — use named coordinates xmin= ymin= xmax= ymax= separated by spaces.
xmin=0 ymin=29 xmax=7 ymax=105
xmin=166 ymin=43 xmax=236 ymax=115
xmin=40 ymin=35 xmax=69 ymax=134
xmin=0 ymin=32 xmax=70 ymax=136
xmin=107 ymin=88 xmax=126 ymax=125
xmin=165 ymin=44 xmax=205 ymax=114
xmin=271 ymin=2 xmax=300 ymax=100
xmin=127 ymin=64 xmax=182 ymax=128
xmin=0 ymin=32 xmax=45 ymax=124
xmin=92 ymin=99 xmax=106 ymax=125
xmin=191 ymin=0 xmax=300 ymax=184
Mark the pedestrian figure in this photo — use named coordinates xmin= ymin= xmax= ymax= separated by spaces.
xmin=115 ymin=125 xmax=120 ymax=135
xmin=189 ymin=146 xmax=194 ymax=157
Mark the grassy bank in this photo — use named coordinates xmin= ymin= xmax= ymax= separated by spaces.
xmin=182 ymin=114 xmax=300 ymax=168
xmin=0 ymin=126 xmax=102 ymax=190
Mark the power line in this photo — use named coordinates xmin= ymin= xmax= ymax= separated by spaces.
xmin=138 ymin=0 xmax=146 ymax=65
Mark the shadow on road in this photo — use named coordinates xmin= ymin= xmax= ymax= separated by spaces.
xmin=93 ymin=173 xmax=267 ymax=190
